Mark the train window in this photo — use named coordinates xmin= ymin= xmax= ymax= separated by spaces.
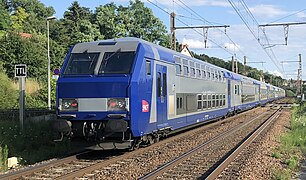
xmin=197 ymin=94 xmax=202 ymax=110
xmin=157 ymin=73 xmax=161 ymax=97
xmin=203 ymin=101 xmax=207 ymax=109
xmin=196 ymin=63 xmax=200 ymax=69
xmin=175 ymin=56 xmax=181 ymax=63
xmin=196 ymin=69 xmax=201 ymax=78
xmin=146 ymin=60 xmax=151 ymax=75
xmin=180 ymin=97 xmax=183 ymax=109
xmin=207 ymin=95 xmax=211 ymax=108
xmin=212 ymin=95 xmax=215 ymax=99
xmin=176 ymin=64 xmax=182 ymax=75
xmin=99 ymin=51 xmax=135 ymax=74
xmin=191 ymin=68 xmax=195 ymax=77
xmin=202 ymin=70 xmax=206 ymax=79
xmin=207 ymin=71 xmax=211 ymax=80
xmin=211 ymin=72 xmax=215 ymax=80
xmin=163 ymin=73 xmax=167 ymax=96
xmin=190 ymin=61 xmax=195 ymax=67
xmin=177 ymin=97 xmax=180 ymax=109
xmin=64 ymin=52 xmax=100 ymax=75
xmin=183 ymin=66 xmax=189 ymax=76
xmin=183 ymin=59 xmax=188 ymax=65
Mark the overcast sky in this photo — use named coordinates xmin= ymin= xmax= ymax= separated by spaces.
xmin=40 ymin=0 xmax=306 ymax=80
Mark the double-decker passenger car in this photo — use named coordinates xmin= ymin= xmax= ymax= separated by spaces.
xmin=54 ymin=37 xmax=285 ymax=148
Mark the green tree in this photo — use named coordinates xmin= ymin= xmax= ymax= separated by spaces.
xmin=9 ymin=0 xmax=55 ymax=33
xmin=0 ymin=1 xmax=10 ymax=37
xmin=10 ymin=7 xmax=28 ymax=32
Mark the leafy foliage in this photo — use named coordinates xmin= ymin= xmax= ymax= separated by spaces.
xmin=0 ymin=0 xmax=288 ymax=110
xmin=0 ymin=73 xmax=18 ymax=109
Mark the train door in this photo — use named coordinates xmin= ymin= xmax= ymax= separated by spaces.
xmin=231 ymin=80 xmax=242 ymax=108
xmin=156 ymin=64 xmax=168 ymax=128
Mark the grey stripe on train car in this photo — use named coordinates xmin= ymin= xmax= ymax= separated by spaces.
xmin=149 ymin=46 xmax=160 ymax=123
xmin=78 ymin=98 xmax=108 ymax=112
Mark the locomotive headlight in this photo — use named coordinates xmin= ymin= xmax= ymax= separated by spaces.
xmin=107 ymin=98 xmax=129 ymax=111
xmin=59 ymin=98 xmax=78 ymax=111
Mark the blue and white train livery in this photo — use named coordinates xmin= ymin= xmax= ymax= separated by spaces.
xmin=55 ymin=37 xmax=285 ymax=148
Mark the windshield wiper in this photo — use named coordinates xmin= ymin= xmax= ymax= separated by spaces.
xmin=104 ymin=48 xmax=121 ymax=63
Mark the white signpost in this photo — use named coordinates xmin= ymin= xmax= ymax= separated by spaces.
xmin=15 ymin=64 xmax=27 ymax=130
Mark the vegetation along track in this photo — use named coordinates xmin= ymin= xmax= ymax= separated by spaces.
xmin=0 ymin=100 xmax=291 ymax=179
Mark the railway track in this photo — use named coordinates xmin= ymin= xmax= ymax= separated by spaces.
xmin=139 ymin=108 xmax=281 ymax=179
xmin=0 ymin=101 xmax=290 ymax=179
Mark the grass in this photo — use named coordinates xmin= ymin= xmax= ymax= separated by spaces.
xmin=272 ymin=103 xmax=306 ymax=179
xmin=0 ymin=120 xmax=71 ymax=168
xmin=12 ymin=78 xmax=40 ymax=95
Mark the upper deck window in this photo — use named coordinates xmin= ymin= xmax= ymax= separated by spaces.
xmin=64 ymin=52 xmax=100 ymax=75
xmin=99 ymin=51 xmax=135 ymax=74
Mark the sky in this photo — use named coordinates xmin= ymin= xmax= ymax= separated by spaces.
xmin=40 ymin=0 xmax=306 ymax=80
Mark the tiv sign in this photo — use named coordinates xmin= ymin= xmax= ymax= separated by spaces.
xmin=15 ymin=64 xmax=27 ymax=78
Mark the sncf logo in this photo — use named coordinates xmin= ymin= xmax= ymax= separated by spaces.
xmin=142 ymin=100 xmax=149 ymax=112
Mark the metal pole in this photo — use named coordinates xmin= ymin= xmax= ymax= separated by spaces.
xmin=235 ymin=58 xmax=238 ymax=74
xmin=232 ymin=56 xmax=234 ymax=72
xmin=299 ymin=54 xmax=302 ymax=94
xmin=47 ymin=20 xmax=51 ymax=110
xmin=19 ymin=77 xmax=25 ymax=130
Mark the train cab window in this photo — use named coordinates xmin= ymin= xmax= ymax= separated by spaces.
xmin=146 ymin=60 xmax=151 ymax=75
xmin=197 ymin=94 xmax=202 ymax=110
xmin=99 ymin=51 xmax=135 ymax=74
xmin=64 ymin=52 xmax=100 ymax=75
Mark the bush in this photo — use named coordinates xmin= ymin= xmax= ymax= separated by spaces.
xmin=0 ymin=145 xmax=8 ymax=172
xmin=0 ymin=120 xmax=70 ymax=165
xmin=0 ymin=73 xmax=18 ymax=109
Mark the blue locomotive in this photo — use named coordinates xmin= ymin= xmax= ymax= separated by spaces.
xmin=54 ymin=37 xmax=285 ymax=148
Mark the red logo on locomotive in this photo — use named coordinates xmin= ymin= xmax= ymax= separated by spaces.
xmin=142 ymin=100 xmax=149 ymax=112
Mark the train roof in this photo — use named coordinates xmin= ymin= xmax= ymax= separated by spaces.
xmin=73 ymin=37 xmax=282 ymax=90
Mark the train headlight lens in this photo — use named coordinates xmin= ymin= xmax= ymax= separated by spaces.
xmin=107 ymin=98 xmax=128 ymax=111
xmin=59 ymin=99 xmax=78 ymax=111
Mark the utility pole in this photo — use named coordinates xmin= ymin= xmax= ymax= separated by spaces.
xmin=232 ymin=56 xmax=235 ymax=72
xmin=243 ymin=56 xmax=247 ymax=75
xmin=235 ymin=58 xmax=238 ymax=74
xmin=170 ymin=12 xmax=176 ymax=51
xmin=298 ymin=54 xmax=302 ymax=95
xmin=169 ymin=12 xmax=229 ymax=50
xmin=280 ymin=54 xmax=302 ymax=95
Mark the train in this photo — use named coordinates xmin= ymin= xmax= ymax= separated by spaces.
xmin=54 ymin=37 xmax=285 ymax=149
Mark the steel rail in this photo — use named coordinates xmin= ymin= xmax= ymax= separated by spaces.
xmin=139 ymin=110 xmax=273 ymax=180
xmin=0 ymin=150 xmax=92 ymax=180
xmin=205 ymin=108 xmax=281 ymax=179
